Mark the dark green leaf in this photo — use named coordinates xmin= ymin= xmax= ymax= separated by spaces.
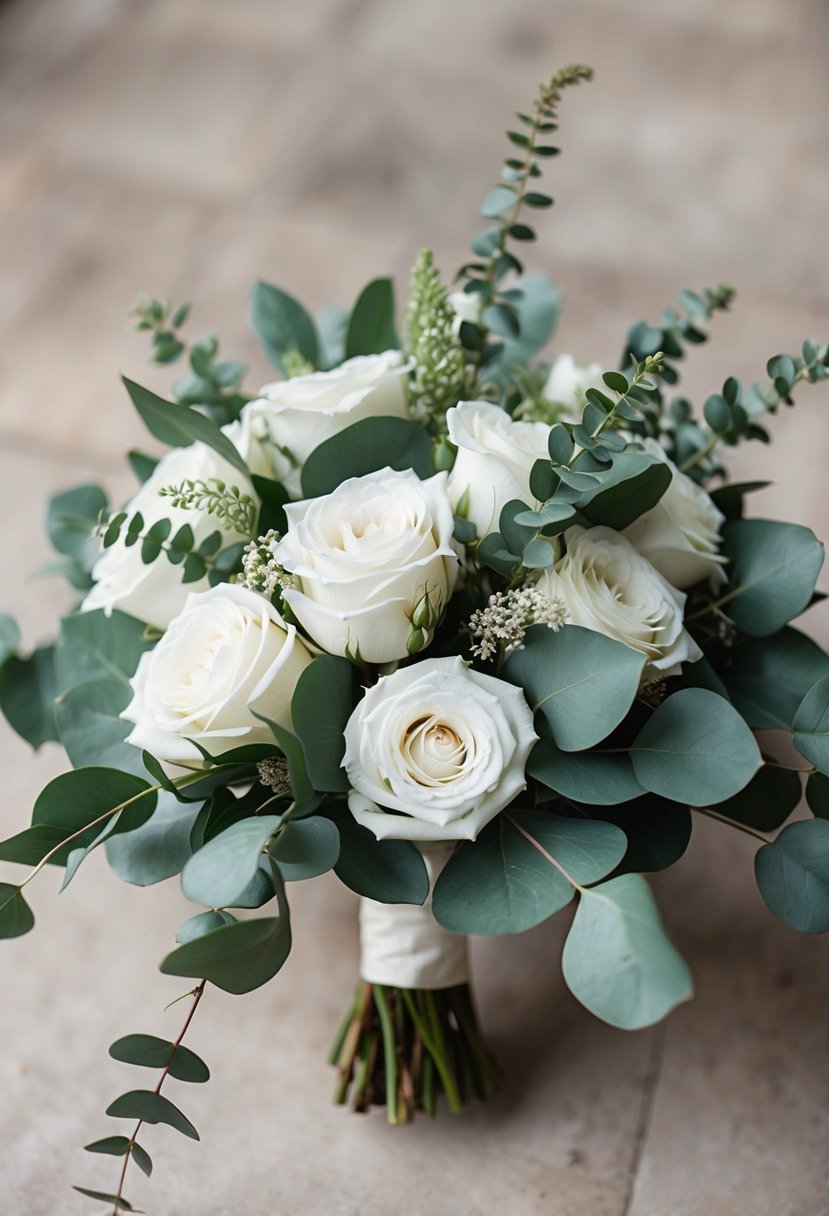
xmin=328 ymin=807 xmax=428 ymax=904
xmin=562 ymin=874 xmax=693 ymax=1029
xmin=250 ymin=280 xmax=320 ymax=371
xmin=72 ymin=1188 xmax=139 ymax=1211
xmin=84 ymin=1136 xmax=131 ymax=1157
xmin=792 ymin=675 xmax=829 ymax=774
xmin=0 ymin=883 xmax=35 ymax=939
xmin=106 ymin=1090 xmax=199 ymax=1140
xmin=0 ymin=824 xmax=70 ymax=866
xmin=344 ymin=278 xmax=397 ymax=358
xmin=755 ymin=818 xmax=829 ymax=933
xmin=713 ymin=763 xmax=802 ymax=831
xmin=602 ymin=371 xmax=629 ymax=394
xmin=32 ymin=767 xmax=157 ymax=866
xmin=300 ymin=417 xmax=432 ymax=498
xmin=590 ymin=796 xmax=692 ymax=874
xmin=631 ymin=689 xmax=761 ymax=805
xmin=724 ymin=628 xmax=829 ymax=729
xmin=141 ymin=517 xmax=172 ymax=564
xmin=0 ymin=645 xmax=59 ymax=749
xmin=122 ymin=377 xmax=249 ymax=479
xmin=577 ymin=450 xmax=672 ymax=530
xmin=806 ymin=771 xmax=829 ymax=818
xmin=109 ymin=1034 xmax=210 ymax=1082
xmin=290 ymin=656 xmax=354 ymax=792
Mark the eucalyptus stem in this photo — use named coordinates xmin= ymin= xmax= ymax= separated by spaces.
xmin=111 ymin=981 xmax=207 ymax=1215
xmin=693 ymin=806 xmax=772 ymax=843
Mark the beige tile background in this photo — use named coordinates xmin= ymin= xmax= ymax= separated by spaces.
xmin=0 ymin=1 xmax=827 ymax=1212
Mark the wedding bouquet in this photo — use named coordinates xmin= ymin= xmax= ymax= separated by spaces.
xmin=2 ymin=64 xmax=829 ymax=1212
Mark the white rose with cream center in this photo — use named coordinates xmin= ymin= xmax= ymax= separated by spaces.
xmin=538 ymin=525 xmax=702 ymax=677
xmin=445 ymin=400 xmax=551 ymax=538
xmin=238 ymin=351 xmax=412 ymax=496
xmin=344 ymin=655 xmax=538 ymax=843
xmin=122 ymin=583 xmax=312 ymax=763
xmin=272 ymin=467 xmax=459 ymax=664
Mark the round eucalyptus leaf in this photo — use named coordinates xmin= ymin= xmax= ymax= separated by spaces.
xmin=589 ymin=796 xmax=692 ymax=874
xmin=175 ymin=909 xmax=236 ymax=944
xmin=562 ymin=874 xmax=693 ymax=1029
xmin=712 ymin=763 xmax=802 ymax=832
xmin=269 ymin=817 xmax=340 ymax=881
xmin=330 ymin=809 xmax=428 ymax=905
xmin=106 ymin=794 xmax=200 ymax=887
xmin=806 ymin=771 xmax=829 ymax=819
xmin=631 ymin=689 xmax=761 ymax=805
xmin=32 ymin=767 xmax=157 ymax=866
xmin=724 ymin=628 xmax=829 ymax=729
xmin=792 ymin=675 xmax=829 ymax=774
xmin=109 ymin=1034 xmax=209 ymax=1083
xmin=181 ymin=816 xmax=279 ymax=909
xmin=720 ymin=519 xmax=824 ymax=637
xmin=529 ymin=735 xmax=643 ymax=805
xmin=755 ymin=818 xmax=829 ymax=933
xmin=0 ymin=883 xmax=35 ymax=939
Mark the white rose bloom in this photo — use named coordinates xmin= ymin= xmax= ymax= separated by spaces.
xmin=543 ymin=353 xmax=604 ymax=419
xmin=448 ymin=290 xmax=483 ymax=329
xmin=624 ymin=439 xmax=727 ymax=590
xmin=272 ymin=468 xmax=459 ymax=664
xmin=239 ymin=351 xmax=412 ymax=496
xmin=538 ymin=525 xmax=702 ymax=677
xmin=122 ymin=583 xmax=312 ymax=763
xmin=82 ymin=440 xmax=255 ymax=631
xmin=446 ymin=401 xmax=550 ymax=538
xmin=344 ymin=656 xmax=538 ymax=843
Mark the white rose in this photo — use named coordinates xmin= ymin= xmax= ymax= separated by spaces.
xmin=122 ymin=583 xmax=312 ymax=763
xmin=538 ymin=525 xmax=702 ymax=677
xmin=82 ymin=440 xmax=255 ymax=631
xmin=448 ymin=290 xmax=483 ymax=330
xmin=543 ymin=353 xmax=604 ymax=420
xmin=344 ymin=656 xmax=538 ymax=843
xmin=623 ymin=439 xmax=727 ymax=590
xmin=240 ymin=351 xmax=412 ymax=496
xmin=446 ymin=401 xmax=550 ymax=538
xmin=273 ymin=468 xmax=459 ymax=664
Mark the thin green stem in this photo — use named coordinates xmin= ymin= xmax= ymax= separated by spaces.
xmin=372 ymin=985 xmax=400 ymax=1123
xmin=401 ymin=990 xmax=463 ymax=1114
xmin=679 ymin=431 xmax=721 ymax=474
xmin=693 ymin=806 xmax=772 ymax=843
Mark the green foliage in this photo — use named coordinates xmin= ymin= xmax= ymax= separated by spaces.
xmin=0 ymin=644 xmax=59 ymax=749
xmin=345 ymin=277 xmax=398 ymax=357
xmin=269 ymin=817 xmax=340 ymax=881
xmin=56 ymin=676 xmax=148 ymax=777
xmin=589 ymin=796 xmax=692 ymax=874
xmin=503 ymin=624 xmax=646 ymax=751
xmin=0 ymin=613 xmax=19 ymax=666
xmin=181 ymin=815 xmax=280 ymax=909
xmin=432 ymin=811 xmax=626 ymax=935
xmin=72 ymin=1186 xmax=139 ymax=1211
xmin=109 ymin=1034 xmax=209 ymax=1083
xmin=723 ymin=627 xmax=829 ymax=729
xmin=290 ymin=656 xmax=354 ymax=792
xmin=792 ymin=674 xmax=829 ymax=774
xmin=562 ymin=874 xmax=693 ymax=1029
xmin=300 ymin=416 xmax=433 ymax=498
xmin=28 ymin=768 xmax=157 ymax=867
xmin=44 ymin=483 xmax=108 ymax=589
xmin=806 ymin=771 xmax=829 ymax=818
xmin=98 ymin=508 xmax=239 ymax=588
xmin=755 ymin=818 xmax=829 ymax=933
xmin=327 ymin=807 xmax=429 ymax=904
xmin=529 ymin=732 xmax=644 ymax=805
xmin=622 ymin=284 xmax=735 ymax=401
xmin=159 ymin=477 xmax=257 ymax=536
xmin=405 ymin=251 xmax=466 ymax=428
xmin=55 ymin=610 xmax=152 ymax=694
xmin=130 ymin=294 xmax=190 ymax=364
xmin=630 ymin=689 xmax=761 ymax=806
xmin=715 ymin=519 xmax=824 ymax=637
xmin=106 ymin=1090 xmax=199 ymax=1140
xmin=106 ymin=794 xmax=200 ymax=886
xmin=176 ymin=909 xmax=237 ymax=943
xmin=161 ymin=865 xmax=292 ymax=994
xmin=712 ymin=763 xmax=802 ymax=832
xmin=122 ymin=376 xmax=249 ymax=478
xmin=0 ymin=883 xmax=35 ymax=938
xmin=577 ymin=449 xmax=671 ymax=529
xmin=250 ymin=280 xmax=321 ymax=372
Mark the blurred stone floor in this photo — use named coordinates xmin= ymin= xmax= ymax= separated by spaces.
xmin=0 ymin=1 xmax=828 ymax=1212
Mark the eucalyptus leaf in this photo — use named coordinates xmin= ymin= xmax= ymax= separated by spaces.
xmin=0 ymin=645 xmax=59 ymax=749
xmin=109 ymin=1034 xmax=210 ymax=1082
xmin=504 ymin=624 xmax=646 ymax=751
xmin=290 ymin=656 xmax=354 ymax=792
xmin=712 ymin=763 xmax=802 ymax=832
xmin=300 ymin=417 xmax=432 ymax=498
xmin=250 ymin=280 xmax=320 ymax=371
xmin=562 ymin=874 xmax=693 ymax=1029
xmin=175 ymin=909 xmax=237 ymax=943
xmin=724 ymin=628 xmax=829 ymax=729
xmin=106 ymin=1090 xmax=199 ymax=1140
xmin=0 ymin=883 xmax=35 ymax=939
xmin=0 ymin=613 xmax=19 ymax=666
xmin=56 ymin=676 xmax=149 ymax=777
xmin=55 ymin=609 xmax=152 ymax=694
xmin=806 ymin=771 xmax=829 ymax=819
xmin=577 ymin=450 xmax=671 ymax=530
xmin=529 ymin=732 xmax=643 ymax=805
xmin=105 ymin=794 xmax=200 ymax=886
xmin=181 ymin=816 xmax=279 ymax=909
xmin=344 ymin=278 xmax=398 ymax=357
xmin=123 ymin=377 xmax=249 ymax=479
xmin=328 ymin=807 xmax=428 ymax=904
xmin=792 ymin=674 xmax=829 ymax=774
xmin=269 ymin=817 xmax=340 ymax=881
xmin=755 ymin=818 xmax=829 ymax=933
xmin=589 ymin=796 xmax=692 ymax=874
xmin=719 ymin=519 xmax=824 ymax=637
xmin=32 ymin=767 xmax=157 ymax=866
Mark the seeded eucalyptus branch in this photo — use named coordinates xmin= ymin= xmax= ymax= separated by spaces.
xmin=159 ymin=478 xmax=258 ymax=537
xmin=456 ymin=63 xmax=593 ymax=359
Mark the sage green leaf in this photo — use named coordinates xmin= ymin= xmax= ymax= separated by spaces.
xmin=106 ymin=1090 xmax=199 ymax=1140
xmin=806 ymin=771 xmax=829 ymax=819
xmin=590 ymin=796 xmax=692 ymax=874
xmin=72 ymin=1187 xmax=139 ymax=1211
xmin=181 ymin=815 xmax=279 ymax=908
xmin=562 ymin=874 xmax=693 ymax=1029
xmin=792 ymin=675 xmax=829 ymax=774
xmin=32 ymin=767 xmax=157 ymax=866
xmin=344 ymin=277 xmax=398 ymax=357
xmin=0 ymin=613 xmax=20 ymax=665
xmin=577 ymin=450 xmax=671 ymax=530
xmin=106 ymin=794 xmax=200 ymax=886
xmin=720 ymin=519 xmax=824 ymax=637
xmin=56 ymin=676 xmax=148 ymax=777
xmin=290 ymin=655 xmax=354 ymax=791
xmin=300 ymin=416 xmax=432 ymax=499
xmin=432 ymin=811 xmax=626 ymax=935
xmin=755 ymin=819 xmax=829 ymax=933
xmin=55 ymin=609 xmax=152 ymax=694
xmin=123 ymin=377 xmax=249 ymax=478
xmin=631 ymin=689 xmax=761 ymax=805
xmin=84 ymin=1136 xmax=131 ymax=1156
xmin=713 ymin=763 xmax=802 ymax=831
xmin=161 ymin=865 xmax=291 ymax=994
xmin=491 ymin=273 xmax=561 ymax=372
xmin=0 ymin=883 xmax=35 ymax=938
xmin=175 ymin=909 xmax=236 ymax=943
xmin=109 ymin=1034 xmax=209 ymax=1082
xmin=328 ymin=807 xmax=428 ymax=904
xmin=724 ymin=628 xmax=829 ymax=729
xmin=317 ymin=303 xmax=348 ymax=368
xmin=46 ymin=483 xmax=107 ymax=562
xmin=503 ymin=624 xmax=646 ymax=751
xmin=269 ymin=817 xmax=340 ymax=881
xmin=250 ymin=280 xmax=321 ymax=371
xmin=529 ymin=733 xmax=644 ymax=805
xmin=0 ymin=645 xmax=59 ymax=749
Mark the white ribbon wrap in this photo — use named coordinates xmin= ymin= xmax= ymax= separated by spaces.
xmin=359 ymin=846 xmax=469 ymax=989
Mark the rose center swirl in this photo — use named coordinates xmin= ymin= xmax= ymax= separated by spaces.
xmin=401 ymin=713 xmax=469 ymax=786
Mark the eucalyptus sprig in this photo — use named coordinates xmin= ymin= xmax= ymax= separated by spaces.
xmin=130 ymin=295 xmax=191 ymax=364
xmin=457 ymin=63 xmax=593 ymax=356
xmin=97 ymin=509 xmax=245 ymax=587
xmin=159 ymin=477 xmax=258 ymax=537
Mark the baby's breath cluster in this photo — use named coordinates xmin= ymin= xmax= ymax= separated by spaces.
xmin=160 ymin=477 xmax=256 ymax=535
xmin=468 ymin=583 xmax=567 ymax=662
xmin=406 ymin=249 xmax=467 ymax=429
xmin=237 ymin=530 xmax=296 ymax=596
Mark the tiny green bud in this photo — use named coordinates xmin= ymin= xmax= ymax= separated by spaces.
xmin=406 ymin=628 xmax=426 ymax=655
